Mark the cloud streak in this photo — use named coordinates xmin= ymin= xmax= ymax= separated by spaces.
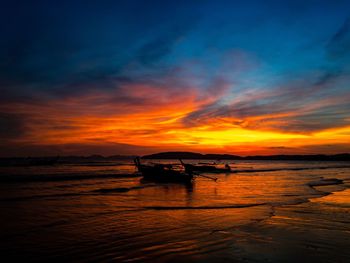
xmin=1 ymin=1 xmax=350 ymax=156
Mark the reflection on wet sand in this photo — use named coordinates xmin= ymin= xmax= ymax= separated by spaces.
xmin=0 ymin=160 xmax=349 ymax=262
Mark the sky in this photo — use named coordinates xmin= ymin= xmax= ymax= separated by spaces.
xmin=1 ymin=0 xmax=350 ymax=157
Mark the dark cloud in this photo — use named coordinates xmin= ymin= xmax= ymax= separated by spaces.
xmin=309 ymin=17 xmax=350 ymax=90
xmin=327 ymin=17 xmax=350 ymax=59
xmin=301 ymin=143 xmax=350 ymax=154
xmin=313 ymin=70 xmax=343 ymax=86
xmin=0 ymin=113 xmax=27 ymax=140
xmin=136 ymin=24 xmax=190 ymax=66
xmin=255 ymin=109 xmax=350 ymax=133
xmin=182 ymin=80 xmax=350 ymax=134
xmin=0 ymin=1 xmax=349 ymax=156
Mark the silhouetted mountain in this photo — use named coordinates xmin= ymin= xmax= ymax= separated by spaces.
xmin=142 ymin=152 xmax=206 ymax=159
xmin=58 ymin=155 xmax=136 ymax=160
xmin=1 ymin=152 xmax=350 ymax=166
xmin=107 ymin=155 xmax=137 ymax=160
xmin=142 ymin=152 xmax=350 ymax=161
xmin=142 ymin=152 xmax=242 ymax=160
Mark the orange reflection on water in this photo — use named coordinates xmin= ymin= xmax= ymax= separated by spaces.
xmin=1 ymin=162 xmax=350 ymax=261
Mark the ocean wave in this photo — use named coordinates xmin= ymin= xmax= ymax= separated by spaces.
xmin=0 ymin=173 xmax=141 ymax=183
xmin=92 ymin=184 xmax=157 ymax=193
xmin=307 ymin=178 xmax=343 ymax=187
xmin=143 ymin=203 xmax=267 ymax=210
xmin=0 ymin=184 xmax=157 ymax=202
xmin=233 ymin=165 xmax=350 ymax=174
xmin=270 ymin=198 xmax=312 ymax=207
xmin=0 ymin=192 xmax=86 ymax=202
xmin=67 ymin=163 xmax=129 ymax=167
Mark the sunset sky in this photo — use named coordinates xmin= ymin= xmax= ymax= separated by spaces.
xmin=1 ymin=0 xmax=350 ymax=157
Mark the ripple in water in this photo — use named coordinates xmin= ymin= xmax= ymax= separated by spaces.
xmin=0 ymin=160 xmax=349 ymax=262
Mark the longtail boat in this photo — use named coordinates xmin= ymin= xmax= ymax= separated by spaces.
xmin=134 ymin=157 xmax=193 ymax=183
xmin=180 ymin=159 xmax=231 ymax=173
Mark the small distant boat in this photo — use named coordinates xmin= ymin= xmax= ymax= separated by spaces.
xmin=180 ymin=159 xmax=231 ymax=173
xmin=134 ymin=157 xmax=193 ymax=183
xmin=198 ymin=161 xmax=217 ymax=165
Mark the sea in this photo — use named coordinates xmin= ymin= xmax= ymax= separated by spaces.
xmin=0 ymin=159 xmax=349 ymax=262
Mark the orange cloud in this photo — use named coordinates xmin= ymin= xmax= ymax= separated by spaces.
xmin=1 ymin=77 xmax=350 ymax=156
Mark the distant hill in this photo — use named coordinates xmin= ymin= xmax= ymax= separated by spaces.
xmin=57 ymin=155 xmax=137 ymax=161
xmin=2 ymin=152 xmax=350 ymax=163
xmin=142 ymin=151 xmax=241 ymax=160
xmin=142 ymin=152 xmax=350 ymax=161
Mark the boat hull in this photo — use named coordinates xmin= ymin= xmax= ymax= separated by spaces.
xmin=134 ymin=157 xmax=193 ymax=184
xmin=140 ymin=169 xmax=193 ymax=183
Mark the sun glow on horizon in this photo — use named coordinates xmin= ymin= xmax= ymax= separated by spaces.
xmin=1 ymin=1 xmax=350 ymax=157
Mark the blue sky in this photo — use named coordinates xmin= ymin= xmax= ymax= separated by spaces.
xmin=1 ymin=0 xmax=350 ymax=156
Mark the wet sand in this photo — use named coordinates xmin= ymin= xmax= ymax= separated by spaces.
xmin=0 ymin=160 xmax=349 ymax=262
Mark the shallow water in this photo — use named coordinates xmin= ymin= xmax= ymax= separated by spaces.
xmin=0 ymin=160 xmax=349 ymax=262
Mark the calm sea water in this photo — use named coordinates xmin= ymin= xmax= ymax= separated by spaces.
xmin=0 ymin=160 xmax=349 ymax=262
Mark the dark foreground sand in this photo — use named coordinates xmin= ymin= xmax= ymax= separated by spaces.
xmin=0 ymin=160 xmax=349 ymax=262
